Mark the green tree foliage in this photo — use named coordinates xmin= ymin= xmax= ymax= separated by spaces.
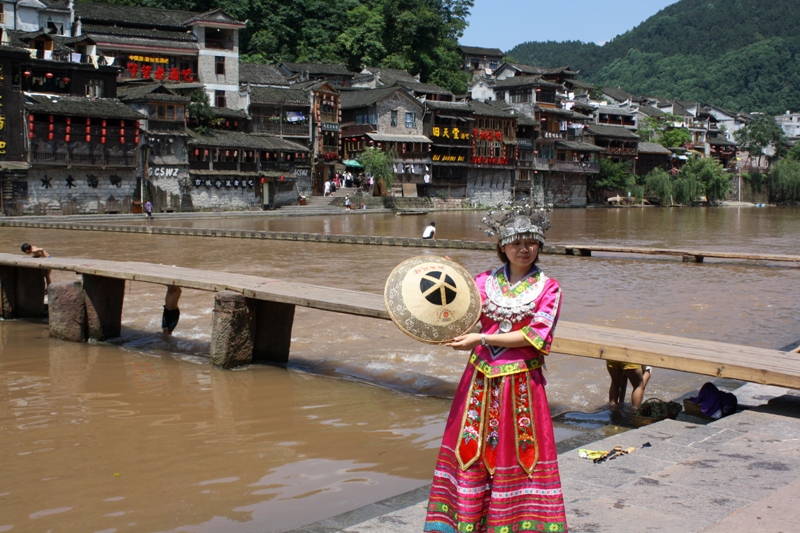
xmin=768 ymin=158 xmax=800 ymax=202
xmin=186 ymin=89 xmax=219 ymax=132
xmin=85 ymin=0 xmax=473 ymax=94
xmin=644 ymin=168 xmax=673 ymax=205
xmin=588 ymin=159 xmax=636 ymax=202
xmin=358 ymin=147 xmax=395 ymax=196
xmin=506 ymin=0 xmax=800 ymax=115
xmin=679 ymin=157 xmax=731 ymax=203
xmin=735 ymin=114 xmax=790 ymax=167
xmin=659 ymin=127 xmax=691 ymax=149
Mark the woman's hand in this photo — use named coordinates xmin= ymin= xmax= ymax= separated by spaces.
xmin=446 ymin=333 xmax=481 ymax=351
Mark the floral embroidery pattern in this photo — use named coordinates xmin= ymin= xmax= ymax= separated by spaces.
xmin=513 ymin=373 xmax=538 ymax=474
xmin=482 ymin=376 xmax=503 ymax=474
xmin=456 ymin=373 xmax=486 ymax=469
xmin=470 ymin=352 xmax=542 ymax=377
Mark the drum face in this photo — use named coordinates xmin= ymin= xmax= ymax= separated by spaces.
xmin=384 ymin=256 xmax=481 ymax=344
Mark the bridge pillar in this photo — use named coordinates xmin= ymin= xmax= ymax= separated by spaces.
xmin=48 ymin=281 xmax=87 ymax=342
xmin=682 ymin=254 xmax=704 ymax=263
xmin=0 ymin=266 xmax=48 ymax=319
xmin=82 ymin=275 xmax=125 ymax=341
xmin=211 ymin=291 xmax=255 ymax=369
xmin=251 ymin=299 xmax=295 ymax=365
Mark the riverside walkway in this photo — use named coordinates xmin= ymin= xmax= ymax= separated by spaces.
xmin=292 ymin=383 xmax=800 ymax=533
xmin=2 ymin=253 xmax=799 ymax=389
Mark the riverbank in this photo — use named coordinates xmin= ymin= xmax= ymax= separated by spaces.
xmin=291 ymin=382 xmax=800 ymax=533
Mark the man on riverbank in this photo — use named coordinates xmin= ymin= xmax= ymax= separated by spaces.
xmin=422 ymin=222 xmax=436 ymax=240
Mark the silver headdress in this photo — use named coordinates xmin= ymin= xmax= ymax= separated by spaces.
xmin=481 ymin=201 xmax=552 ymax=246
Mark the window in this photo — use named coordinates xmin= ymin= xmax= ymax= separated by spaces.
xmin=391 ymin=111 xmax=397 ymax=127
xmin=355 ymin=111 xmax=377 ymax=125
xmin=215 ymin=90 xmax=226 ymax=108
xmin=215 ymin=56 xmax=225 ymax=75
xmin=0 ymin=5 xmax=5 ymax=24
xmin=85 ymin=79 xmax=104 ymax=98
xmin=405 ymin=112 xmax=415 ymax=128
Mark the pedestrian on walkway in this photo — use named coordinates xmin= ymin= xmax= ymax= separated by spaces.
xmin=145 ymin=200 xmax=153 ymax=220
xmin=324 ymin=180 xmax=331 ymax=197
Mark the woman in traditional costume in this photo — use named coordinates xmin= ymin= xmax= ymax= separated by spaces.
xmin=424 ymin=204 xmax=568 ymax=533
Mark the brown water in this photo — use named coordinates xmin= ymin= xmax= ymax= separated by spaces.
xmin=1 ymin=206 xmax=799 ymax=532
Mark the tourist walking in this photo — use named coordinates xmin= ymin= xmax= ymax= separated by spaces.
xmin=144 ymin=200 xmax=153 ymax=220
xmin=425 ymin=203 xmax=568 ymax=533
xmin=324 ymin=180 xmax=331 ymax=197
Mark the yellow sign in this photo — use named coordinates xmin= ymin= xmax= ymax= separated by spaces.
xmin=128 ymin=55 xmax=170 ymax=64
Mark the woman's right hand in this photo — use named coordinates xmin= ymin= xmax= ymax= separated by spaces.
xmin=446 ymin=333 xmax=481 ymax=351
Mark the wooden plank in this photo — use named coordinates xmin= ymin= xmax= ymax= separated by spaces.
xmin=1 ymin=253 xmax=797 ymax=388
xmin=560 ymin=245 xmax=800 ymax=263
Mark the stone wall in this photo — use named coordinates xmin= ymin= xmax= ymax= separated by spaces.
xmin=545 ymin=173 xmax=587 ymax=207
xmin=22 ymin=168 xmax=137 ymax=214
xmin=375 ymin=93 xmax=425 ymax=135
xmin=467 ymin=168 xmax=514 ymax=206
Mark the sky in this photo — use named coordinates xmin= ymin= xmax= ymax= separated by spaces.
xmin=461 ymin=0 xmax=680 ymax=52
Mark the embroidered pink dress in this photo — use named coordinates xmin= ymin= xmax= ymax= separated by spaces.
xmin=425 ymin=264 xmax=568 ymax=533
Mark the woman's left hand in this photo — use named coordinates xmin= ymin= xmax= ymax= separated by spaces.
xmin=446 ymin=333 xmax=481 ymax=351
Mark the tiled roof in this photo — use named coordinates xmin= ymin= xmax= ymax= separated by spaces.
xmin=536 ymin=106 xmax=589 ymax=121
xmin=249 ymin=86 xmax=310 ymax=105
xmin=508 ymin=63 xmax=576 ymax=76
xmin=24 ymin=94 xmax=146 ymax=120
xmin=361 ymin=67 xmax=417 ymax=85
xmin=637 ymin=142 xmax=672 ymax=154
xmin=586 ymin=124 xmax=640 ymax=139
xmin=366 ymin=133 xmax=431 ymax=143
xmin=556 ymin=141 xmax=603 ymax=152
xmin=84 ymin=33 xmax=199 ymax=51
xmin=280 ymin=62 xmax=355 ymax=77
xmin=637 ymin=105 xmax=664 ymax=117
xmin=41 ymin=0 xmax=71 ymax=11
xmin=340 ymin=87 xmax=402 ymax=109
xmin=468 ymin=100 xmax=515 ymax=119
xmin=239 ymin=63 xmax=289 ymax=86
xmin=459 ymin=45 xmax=504 ymax=57
xmin=188 ymin=129 xmax=309 ymax=151
xmin=116 ymin=82 xmax=189 ymax=104
xmin=81 ymin=23 xmax=197 ymax=42
xmin=597 ymin=106 xmax=635 ymax=116
xmin=424 ymin=100 xmax=471 ymax=112
xmin=212 ymin=107 xmax=249 ymax=120
xmin=396 ymin=80 xmax=453 ymax=96
xmin=76 ymin=2 xmax=197 ymax=29
xmin=602 ymin=86 xmax=634 ymax=102
xmin=494 ymin=76 xmax=562 ymax=90
xmin=708 ymin=136 xmax=736 ymax=147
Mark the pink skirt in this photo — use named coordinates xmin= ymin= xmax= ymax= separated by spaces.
xmin=424 ymin=363 xmax=568 ymax=532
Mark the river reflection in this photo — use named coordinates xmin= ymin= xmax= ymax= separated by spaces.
xmin=1 ymin=206 xmax=798 ymax=532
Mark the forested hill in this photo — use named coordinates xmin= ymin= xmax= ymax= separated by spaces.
xmin=506 ymin=0 xmax=800 ymax=115
xmin=79 ymin=0 xmax=474 ymax=93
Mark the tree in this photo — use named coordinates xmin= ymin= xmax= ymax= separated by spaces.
xmin=678 ymin=157 xmax=730 ymax=203
xmin=186 ymin=89 xmax=219 ymax=132
xmin=769 ymin=157 xmax=800 ymax=203
xmin=734 ymin=114 xmax=789 ymax=169
xmin=644 ymin=168 xmax=672 ymax=205
xmin=358 ymin=147 xmax=395 ymax=196
xmin=658 ymin=127 xmax=691 ymax=149
xmin=588 ymin=159 xmax=636 ymax=202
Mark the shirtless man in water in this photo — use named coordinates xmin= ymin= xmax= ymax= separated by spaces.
xmin=21 ymin=243 xmax=52 ymax=287
xmin=162 ymin=285 xmax=182 ymax=335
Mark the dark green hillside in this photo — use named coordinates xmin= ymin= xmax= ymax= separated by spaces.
xmin=507 ymin=0 xmax=800 ymax=114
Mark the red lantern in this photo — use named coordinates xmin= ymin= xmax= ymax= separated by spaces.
xmin=48 ymin=132 xmax=54 ymax=140
xmin=65 ymin=126 xmax=71 ymax=134
xmin=29 ymin=132 xmax=34 ymax=139
xmin=48 ymin=124 xmax=54 ymax=132
xmin=86 ymin=118 xmax=91 ymax=125
xmin=85 ymin=126 xmax=90 ymax=134
xmin=120 ymin=120 xmax=125 ymax=127
xmin=86 ymin=134 xmax=91 ymax=142
xmin=28 ymin=114 xmax=34 ymax=122
xmin=66 ymin=117 xmax=71 ymax=125
xmin=120 ymin=128 xmax=125 ymax=137
xmin=62 ymin=77 xmax=70 ymax=84
xmin=45 ymin=72 xmax=54 ymax=79
xmin=49 ymin=115 xmax=54 ymax=123
xmin=101 ymin=137 xmax=106 ymax=144
xmin=101 ymin=120 xmax=106 ymax=127
xmin=134 ymin=136 xmax=139 ymax=144
xmin=65 ymin=134 xmax=70 ymax=142
xmin=101 ymin=128 xmax=106 ymax=136
xmin=120 ymin=137 xmax=125 ymax=144
xmin=23 ymin=71 xmax=32 ymax=78
xmin=28 ymin=122 xmax=34 ymax=131
xmin=194 ymin=149 xmax=199 ymax=156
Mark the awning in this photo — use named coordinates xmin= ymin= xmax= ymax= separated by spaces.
xmin=0 ymin=161 xmax=30 ymax=170
xmin=286 ymin=111 xmax=306 ymax=123
xmin=343 ymin=159 xmax=363 ymax=168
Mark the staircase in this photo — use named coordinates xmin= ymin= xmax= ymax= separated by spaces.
xmin=275 ymin=193 xmax=344 ymax=216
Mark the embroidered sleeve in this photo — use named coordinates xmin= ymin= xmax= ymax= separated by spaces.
xmin=520 ymin=280 xmax=562 ymax=355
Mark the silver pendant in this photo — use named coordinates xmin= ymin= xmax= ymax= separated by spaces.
xmin=499 ymin=320 xmax=512 ymax=333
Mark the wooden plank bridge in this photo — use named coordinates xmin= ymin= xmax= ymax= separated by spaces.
xmin=1 ymin=253 xmax=798 ymax=389
xmin=561 ymin=244 xmax=800 ymax=264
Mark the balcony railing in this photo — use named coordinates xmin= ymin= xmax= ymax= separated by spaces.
xmin=147 ymin=120 xmax=186 ymax=132
xmin=551 ymin=161 xmax=600 ymax=173
xmin=204 ymin=38 xmax=234 ymax=50
xmin=31 ymin=148 xmax=135 ymax=167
